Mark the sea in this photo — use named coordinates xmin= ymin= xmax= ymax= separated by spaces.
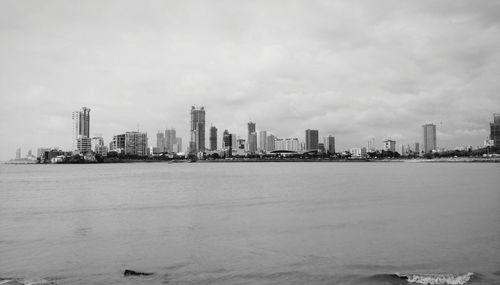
xmin=0 ymin=162 xmax=499 ymax=285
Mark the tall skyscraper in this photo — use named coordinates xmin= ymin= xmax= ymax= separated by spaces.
xmin=323 ymin=136 xmax=335 ymax=154
xmin=190 ymin=106 xmax=206 ymax=153
xmin=247 ymin=122 xmax=256 ymax=151
xmin=422 ymin=123 xmax=437 ymax=153
xmin=165 ymin=128 xmax=176 ymax=152
xmin=156 ymin=132 xmax=165 ymax=152
xmin=266 ymin=134 xmax=276 ymax=152
xmin=72 ymin=107 xmax=91 ymax=152
xmin=305 ymin=129 xmax=319 ymax=150
xmin=210 ymin=126 xmax=218 ymax=151
xmin=490 ymin=113 xmax=500 ymax=147
xmin=248 ymin=132 xmax=257 ymax=153
xmin=223 ymin=129 xmax=231 ymax=149
xmin=259 ymin=130 xmax=267 ymax=152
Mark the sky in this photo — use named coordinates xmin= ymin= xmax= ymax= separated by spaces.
xmin=1 ymin=0 xmax=499 ymax=160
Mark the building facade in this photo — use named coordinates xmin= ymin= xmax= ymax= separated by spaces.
xmin=124 ymin=132 xmax=148 ymax=156
xmin=190 ymin=106 xmax=206 ymax=153
xmin=248 ymin=132 xmax=257 ymax=153
xmin=165 ymin=128 xmax=176 ymax=152
xmin=72 ymin=107 xmax=91 ymax=152
xmin=422 ymin=123 xmax=437 ymax=153
xmin=209 ymin=126 xmax=217 ymax=151
xmin=383 ymin=139 xmax=396 ymax=152
xmin=259 ymin=130 xmax=267 ymax=152
xmin=266 ymin=134 xmax=276 ymax=152
xmin=156 ymin=132 xmax=165 ymax=153
xmin=490 ymin=113 xmax=500 ymax=148
xmin=305 ymin=129 xmax=319 ymax=150
xmin=275 ymin=138 xmax=299 ymax=151
xmin=323 ymin=136 xmax=335 ymax=154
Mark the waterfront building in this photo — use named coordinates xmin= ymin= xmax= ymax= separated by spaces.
xmin=275 ymin=138 xmax=299 ymax=151
xmin=77 ymin=137 xmax=92 ymax=153
xmin=319 ymin=143 xmax=325 ymax=153
xmin=72 ymin=107 xmax=91 ymax=151
xmin=266 ymin=134 xmax=276 ymax=152
xmin=174 ymin=137 xmax=182 ymax=153
xmin=383 ymin=139 xmax=396 ymax=152
xmin=350 ymin=148 xmax=362 ymax=158
xmin=367 ymin=138 xmax=376 ymax=152
xmin=209 ymin=126 xmax=217 ymax=151
xmin=490 ymin=113 xmax=500 ymax=147
xmin=237 ymin=138 xmax=246 ymax=149
xmin=248 ymin=132 xmax=257 ymax=153
xmin=165 ymin=128 xmax=176 ymax=152
xmin=190 ymin=106 xmax=206 ymax=153
xmin=414 ymin=142 xmax=420 ymax=154
xmin=156 ymin=132 xmax=165 ymax=153
xmin=231 ymin=134 xmax=237 ymax=149
xmin=222 ymin=130 xmax=231 ymax=149
xmin=323 ymin=136 xmax=336 ymax=154
xmin=15 ymin=148 xmax=21 ymax=160
xmin=305 ymin=129 xmax=319 ymax=150
xmin=259 ymin=130 xmax=267 ymax=152
xmin=110 ymin=134 xmax=126 ymax=151
xmin=124 ymin=132 xmax=148 ymax=156
xmin=422 ymin=123 xmax=437 ymax=153
xmin=361 ymin=147 xmax=367 ymax=158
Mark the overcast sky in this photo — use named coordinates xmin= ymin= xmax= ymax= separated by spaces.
xmin=1 ymin=0 xmax=499 ymax=160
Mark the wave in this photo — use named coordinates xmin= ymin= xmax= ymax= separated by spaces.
xmin=395 ymin=272 xmax=475 ymax=285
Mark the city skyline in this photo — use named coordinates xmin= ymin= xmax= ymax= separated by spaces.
xmin=1 ymin=1 xmax=500 ymax=161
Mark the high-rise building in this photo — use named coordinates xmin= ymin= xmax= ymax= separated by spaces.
xmin=237 ymin=138 xmax=246 ymax=149
xmin=247 ymin=122 xmax=256 ymax=151
xmin=259 ymin=130 xmax=267 ymax=152
xmin=110 ymin=134 xmax=126 ymax=151
xmin=422 ymin=123 xmax=437 ymax=153
xmin=15 ymin=148 xmax=21 ymax=160
xmin=165 ymin=128 xmax=176 ymax=153
xmin=231 ymin=134 xmax=237 ymax=149
xmin=490 ymin=113 xmax=500 ymax=148
xmin=72 ymin=107 xmax=91 ymax=151
xmin=367 ymin=138 xmax=376 ymax=152
xmin=210 ymin=126 xmax=217 ymax=151
xmin=248 ymin=132 xmax=258 ymax=153
xmin=174 ymin=137 xmax=182 ymax=153
xmin=323 ymin=136 xmax=335 ymax=154
xmin=383 ymin=139 xmax=396 ymax=152
xmin=275 ymin=138 xmax=299 ymax=151
xmin=305 ymin=129 xmax=319 ymax=150
xmin=414 ymin=142 xmax=420 ymax=154
xmin=124 ymin=132 xmax=148 ymax=156
xmin=156 ymin=132 xmax=165 ymax=153
xmin=77 ymin=137 xmax=92 ymax=153
xmin=266 ymin=134 xmax=276 ymax=152
xmin=190 ymin=106 xmax=206 ymax=153
xmin=222 ymin=129 xmax=231 ymax=149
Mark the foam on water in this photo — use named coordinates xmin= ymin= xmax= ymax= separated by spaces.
xmin=396 ymin=272 xmax=474 ymax=285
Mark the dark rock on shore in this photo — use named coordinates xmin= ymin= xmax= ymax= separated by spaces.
xmin=123 ymin=269 xmax=153 ymax=276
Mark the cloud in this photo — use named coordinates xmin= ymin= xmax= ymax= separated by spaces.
xmin=1 ymin=0 xmax=500 ymax=159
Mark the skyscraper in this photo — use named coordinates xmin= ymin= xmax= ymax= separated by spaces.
xmin=223 ymin=129 xmax=231 ymax=149
xmin=259 ymin=130 xmax=267 ymax=152
xmin=247 ymin=122 xmax=256 ymax=151
xmin=248 ymin=132 xmax=257 ymax=153
xmin=490 ymin=113 xmax=500 ymax=147
xmin=156 ymin=132 xmax=165 ymax=152
xmin=190 ymin=106 xmax=206 ymax=153
xmin=165 ymin=128 xmax=176 ymax=152
xmin=422 ymin=123 xmax=437 ymax=153
xmin=210 ymin=126 xmax=218 ymax=151
xmin=266 ymin=134 xmax=276 ymax=152
xmin=323 ymin=136 xmax=335 ymax=154
xmin=72 ymin=107 xmax=91 ymax=152
xmin=305 ymin=129 xmax=319 ymax=150
xmin=124 ymin=131 xmax=148 ymax=156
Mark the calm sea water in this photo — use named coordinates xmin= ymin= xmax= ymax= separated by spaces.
xmin=1 ymin=162 xmax=499 ymax=285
